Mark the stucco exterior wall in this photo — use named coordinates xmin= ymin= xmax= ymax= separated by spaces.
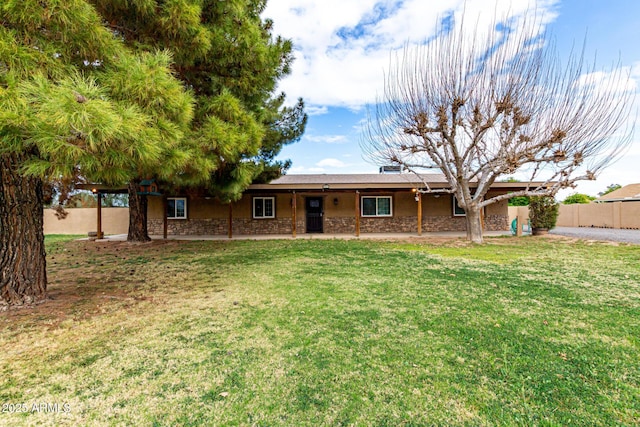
xmin=146 ymin=190 xmax=510 ymax=236
xmin=44 ymin=208 xmax=129 ymax=235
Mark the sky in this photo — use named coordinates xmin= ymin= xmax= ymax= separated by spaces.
xmin=261 ymin=0 xmax=640 ymax=198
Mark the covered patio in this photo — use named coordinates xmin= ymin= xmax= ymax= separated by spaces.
xmin=84 ymin=230 xmax=512 ymax=242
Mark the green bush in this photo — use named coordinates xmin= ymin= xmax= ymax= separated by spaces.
xmin=562 ymin=193 xmax=595 ymax=204
xmin=508 ymin=196 xmax=529 ymax=206
xmin=529 ymin=195 xmax=559 ymax=229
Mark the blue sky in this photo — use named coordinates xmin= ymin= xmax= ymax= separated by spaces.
xmin=263 ymin=0 xmax=640 ymax=197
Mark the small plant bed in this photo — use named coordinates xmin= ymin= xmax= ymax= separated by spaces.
xmin=1 ymin=236 xmax=638 ymax=425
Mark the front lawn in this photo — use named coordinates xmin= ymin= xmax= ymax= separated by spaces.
xmin=1 ymin=237 xmax=638 ymax=426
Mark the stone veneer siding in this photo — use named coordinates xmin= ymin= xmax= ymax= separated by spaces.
xmin=360 ymin=216 xmax=417 ymax=233
xmin=232 ymin=218 xmax=292 ymax=235
xmin=484 ymin=214 xmax=509 ymax=231
xmin=148 ymin=214 xmax=509 ymax=236
xmin=423 ymin=216 xmax=467 ymax=232
xmin=148 ymin=218 xmax=227 ymax=236
xmin=423 ymin=215 xmax=509 ymax=232
xmin=148 ymin=218 xmax=294 ymax=236
xmin=327 ymin=214 xmax=508 ymax=234
xmin=324 ymin=217 xmax=355 ymax=234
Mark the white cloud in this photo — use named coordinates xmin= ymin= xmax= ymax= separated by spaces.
xmin=316 ymin=158 xmax=348 ymax=168
xmin=306 ymin=106 xmax=329 ymax=116
xmin=305 ymin=134 xmax=348 ymax=144
xmin=263 ymin=0 xmax=561 ymax=109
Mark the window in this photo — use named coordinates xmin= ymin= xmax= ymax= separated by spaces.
xmin=453 ymin=196 xmax=466 ymax=216
xmin=361 ymin=196 xmax=392 ymax=217
xmin=253 ymin=197 xmax=275 ymax=219
xmin=167 ymin=197 xmax=187 ymax=219
xmin=453 ymin=194 xmax=482 ymax=217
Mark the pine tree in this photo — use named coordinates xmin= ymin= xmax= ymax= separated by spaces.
xmin=0 ymin=1 xmax=193 ymax=306
xmin=89 ymin=0 xmax=307 ymax=237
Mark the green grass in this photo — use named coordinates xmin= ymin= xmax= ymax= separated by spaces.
xmin=1 ymin=237 xmax=639 ymax=426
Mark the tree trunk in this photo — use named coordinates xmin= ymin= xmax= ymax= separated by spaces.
xmin=127 ymin=181 xmax=151 ymax=242
xmin=0 ymin=153 xmax=47 ymax=307
xmin=465 ymin=206 xmax=484 ymax=244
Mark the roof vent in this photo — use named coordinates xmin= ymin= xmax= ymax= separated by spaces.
xmin=379 ymin=165 xmax=403 ymax=174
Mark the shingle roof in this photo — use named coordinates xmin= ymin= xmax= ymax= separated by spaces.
xmin=597 ymin=183 xmax=640 ymax=202
xmin=248 ymin=173 xmax=539 ymax=191
xmin=248 ymin=173 xmax=449 ymax=190
xmin=270 ymin=173 xmax=446 ymax=185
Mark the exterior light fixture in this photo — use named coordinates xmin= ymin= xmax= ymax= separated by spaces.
xmin=323 ymin=184 xmax=330 ymax=190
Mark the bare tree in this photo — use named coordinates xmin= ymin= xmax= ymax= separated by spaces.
xmin=363 ymin=7 xmax=634 ymax=243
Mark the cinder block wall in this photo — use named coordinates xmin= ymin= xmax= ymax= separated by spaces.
xmin=509 ymin=202 xmax=640 ymax=230
xmin=43 ymin=208 xmax=129 ymax=235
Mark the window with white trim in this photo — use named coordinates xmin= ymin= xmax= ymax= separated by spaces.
xmin=253 ymin=197 xmax=275 ymax=219
xmin=453 ymin=194 xmax=483 ymax=217
xmin=361 ymin=196 xmax=392 ymax=217
xmin=453 ymin=196 xmax=466 ymax=216
xmin=167 ymin=197 xmax=187 ymax=219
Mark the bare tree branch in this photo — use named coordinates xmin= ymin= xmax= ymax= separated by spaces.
xmin=362 ymin=5 xmax=634 ymax=243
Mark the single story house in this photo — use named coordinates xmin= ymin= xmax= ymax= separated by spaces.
xmin=595 ymin=183 xmax=640 ymax=203
xmin=145 ymin=173 xmax=535 ymax=237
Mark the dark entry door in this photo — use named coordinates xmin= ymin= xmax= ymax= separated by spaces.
xmin=306 ymin=197 xmax=323 ymax=233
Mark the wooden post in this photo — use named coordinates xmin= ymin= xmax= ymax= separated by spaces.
xmin=355 ymin=190 xmax=360 ymax=237
xmin=516 ymin=215 xmax=523 ymax=237
xmin=417 ymin=192 xmax=422 ymax=236
xmin=292 ymin=191 xmax=297 ymax=238
xmin=228 ymin=203 xmax=233 ymax=239
xmin=162 ymin=195 xmax=168 ymax=239
xmin=96 ymin=192 xmax=103 ymax=239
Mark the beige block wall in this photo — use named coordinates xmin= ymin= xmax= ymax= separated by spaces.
xmin=44 ymin=208 xmax=129 ymax=235
xmin=508 ymin=206 xmax=530 ymax=224
xmin=620 ymin=202 xmax=640 ymax=229
xmin=511 ymin=202 xmax=640 ymax=229
xmin=557 ymin=202 xmax=640 ymax=229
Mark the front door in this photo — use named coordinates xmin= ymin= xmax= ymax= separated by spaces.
xmin=306 ymin=197 xmax=323 ymax=233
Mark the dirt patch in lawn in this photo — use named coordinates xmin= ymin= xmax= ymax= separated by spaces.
xmin=1 ymin=240 xmax=184 ymax=330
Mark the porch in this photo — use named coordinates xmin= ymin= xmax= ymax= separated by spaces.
xmin=86 ymin=230 xmax=512 ymax=242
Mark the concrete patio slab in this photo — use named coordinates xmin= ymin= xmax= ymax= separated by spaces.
xmin=89 ymin=231 xmax=511 ymax=242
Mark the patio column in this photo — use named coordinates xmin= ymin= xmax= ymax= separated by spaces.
xmin=355 ymin=190 xmax=360 ymax=237
xmin=417 ymin=191 xmax=422 ymax=236
xmin=162 ymin=195 xmax=168 ymax=239
xmin=228 ymin=203 xmax=233 ymax=239
xmin=292 ymin=191 xmax=297 ymax=238
xmin=96 ymin=192 xmax=103 ymax=239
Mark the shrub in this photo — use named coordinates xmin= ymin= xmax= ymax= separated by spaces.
xmin=562 ymin=193 xmax=595 ymax=204
xmin=529 ymin=196 xmax=559 ymax=229
xmin=508 ymin=196 xmax=530 ymax=206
